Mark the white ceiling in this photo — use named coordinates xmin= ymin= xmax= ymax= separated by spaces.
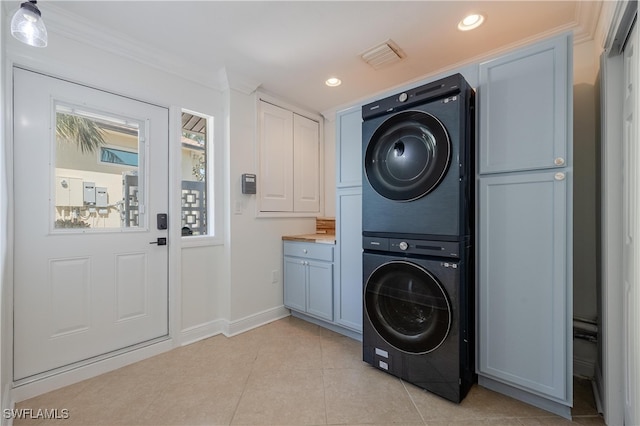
xmin=26 ymin=1 xmax=600 ymax=114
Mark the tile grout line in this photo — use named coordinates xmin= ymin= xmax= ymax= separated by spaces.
xmin=226 ymin=345 xmax=261 ymax=426
xmin=318 ymin=334 xmax=331 ymax=425
xmin=400 ymin=379 xmax=428 ymax=426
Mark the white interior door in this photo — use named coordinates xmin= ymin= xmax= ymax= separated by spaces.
xmin=622 ymin=24 xmax=640 ymax=426
xmin=13 ymin=68 xmax=169 ymax=382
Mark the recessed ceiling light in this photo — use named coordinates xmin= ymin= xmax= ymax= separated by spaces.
xmin=458 ymin=13 xmax=485 ymax=31
xmin=325 ymin=77 xmax=342 ymax=87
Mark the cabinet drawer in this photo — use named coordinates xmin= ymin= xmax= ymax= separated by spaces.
xmin=284 ymin=241 xmax=334 ymax=261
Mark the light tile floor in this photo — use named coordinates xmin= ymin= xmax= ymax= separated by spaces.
xmin=14 ymin=316 xmax=604 ymax=425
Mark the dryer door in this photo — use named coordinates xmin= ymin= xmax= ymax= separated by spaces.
xmin=364 ymin=111 xmax=451 ymax=201
xmin=364 ymin=260 xmax=451 ymax=354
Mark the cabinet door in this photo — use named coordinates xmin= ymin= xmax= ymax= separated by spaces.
xmin=284 ymin=256 xmax=307 ymax=313
xmin=259 ymin=101 xmax=293 ymax=211
xmin=293 ymin=113 xmax=320 ymax=212
xmin=335 ymin=187 xmax=363 ymax=331
xmin=478 ymin=171 xmax=570 ymax=402
xmin=336 ymin=107 xmax=362 ymax=187
xmin=307 ymin=260 xmax=334 ymax=321
xmin=479 ymin=34 xmax=570 ymax=174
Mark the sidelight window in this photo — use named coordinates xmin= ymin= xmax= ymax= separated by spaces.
xmin=181 ymin=110 xmax=213 ymax=237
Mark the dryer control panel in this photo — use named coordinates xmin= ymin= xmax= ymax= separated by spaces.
xmin=362 ymin=73 xmax=467 ymax=120
xmin=363 ymin=236 xmax=460 ymax=258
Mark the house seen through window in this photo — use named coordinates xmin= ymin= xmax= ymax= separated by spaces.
xmin=52 ymin=105 xmax=212 ymax=235
xmin=181 ymin=110 xmax=212 ymax=237
xmin=53 ymin=103 xmax=143 ymax=230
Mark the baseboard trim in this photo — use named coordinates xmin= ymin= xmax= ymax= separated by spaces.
xmin=592 ymin=363 xmax=604 ymax=415
xmin=573 ymin=356 xmax=596 ymax=379
xmin=179 ymin=319 xmax=225 ymax=346
xmin=3 ymin=382 xmax=13 ymax=426
xmin=478 ymin=375 xmax=572 ymax=420
xmin=290 ymin=311 xmax=362 ymax=341
xmin=224 ymin=306 xmax=290 ymax=337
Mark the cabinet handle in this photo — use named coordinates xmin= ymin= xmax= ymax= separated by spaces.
xmin=554 ymin=157 xmax=565 ymax=166
xmin=303 ymin=249 xmax=308 ymax=254
xmin=555 ymin=172 xmax=565 ymax=181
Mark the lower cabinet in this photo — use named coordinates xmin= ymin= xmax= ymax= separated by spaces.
xmin=477 ymin=170 xmax=571 ymax=414
xmin=283 ymin=241 xmax=334 ymax=322
xmin=335 ymin=187 xmax=363 ymax=332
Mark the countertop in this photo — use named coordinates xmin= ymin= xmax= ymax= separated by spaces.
xmin=282 ymin=233 xmax=336 ymax=244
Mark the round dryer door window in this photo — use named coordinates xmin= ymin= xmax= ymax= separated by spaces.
xmin=365 ymin=111 xmax=451 ymax=201
xmin=365 ymin=260 xmax=451 ymax=354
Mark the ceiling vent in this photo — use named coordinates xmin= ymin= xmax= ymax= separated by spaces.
xmin=361 ymin=39 xmax=405 ymax=70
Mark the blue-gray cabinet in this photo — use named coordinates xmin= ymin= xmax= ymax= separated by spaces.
xmin=335 ymin=186 xmax=362 ymax=332
xmin=477 ymin=32 xmax=573 ymax=418
xmin=283 ymin=241 xmax=334 ymax=322
xmin=478 ymin=35 xmax=570 ymax=175
xmin=335 ymin=105 xmax=364 ymax=333
xmin=336 ymin=106 xmax=363 ymax=188
xmin=478 ymin=171 xmax=570 ymax=398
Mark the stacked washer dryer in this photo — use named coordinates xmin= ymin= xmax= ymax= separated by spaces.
xmin=361 ymin=73 xmax=475 ymax=403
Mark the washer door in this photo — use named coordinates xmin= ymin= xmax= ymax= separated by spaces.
xmin=365 ymin=260 xmax=451 ymax=354
xmin=365 ymin=111 xmax=451 ymax=201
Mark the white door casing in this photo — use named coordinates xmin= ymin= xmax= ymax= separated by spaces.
xmin=13 ymin=68 xmax=169 ymax=382
xmin=622 ymin=23 xmax=640 ymax=426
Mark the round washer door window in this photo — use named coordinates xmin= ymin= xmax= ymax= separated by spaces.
xmin=364 ymin=261 xmax=451 ymax=354
xmin=365 ymin=110 xmax=451 ymax=201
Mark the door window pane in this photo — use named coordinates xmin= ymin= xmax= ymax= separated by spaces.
xmin=54 ymin=103 xmax=144 ymax=230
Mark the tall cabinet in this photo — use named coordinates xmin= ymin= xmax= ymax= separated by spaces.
xmin=334 ymin=106 xmax=363 ymax=333
xmin=476 ymin=33 xmax=573 ymax=417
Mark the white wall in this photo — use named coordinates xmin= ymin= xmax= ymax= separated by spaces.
xmin=572 ymin=39 xmax=601 ymax=378
xmin=180 ymin=245 xmax=225 ymax=338
xmin=225 ymin=86 xmax=315 ymax=326
xmin=573 ymin=39 xmax=600 ymax=323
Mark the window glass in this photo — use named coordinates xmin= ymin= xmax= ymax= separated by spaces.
xmin=99 ymin=147 xmax=138 ymax=167
xmin=181 ymin=111 xmax=212 ymax=237
xmin=54 ymin=103 xmax=144 ymax=230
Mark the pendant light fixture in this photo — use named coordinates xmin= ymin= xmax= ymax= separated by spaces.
xmin=11 ymin=1 xmax=48 ymax=48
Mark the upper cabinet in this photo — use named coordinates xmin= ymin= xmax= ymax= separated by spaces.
xmin=293 ymin=114 xmax=321 ymax=212
xmin=258 ymin=99 xmax=321 ymax=213
xmin=478 ymin=35 xmax=570 ymax=175
xmin=336 ymin=106 xmax=362 ymax=187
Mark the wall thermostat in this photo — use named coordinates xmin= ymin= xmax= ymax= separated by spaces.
xmin=242 ymin=174 xmax=257 ymax=194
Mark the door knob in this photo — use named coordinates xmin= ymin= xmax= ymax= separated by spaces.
xmin=149 ymin=237 xmax=167 ymax=246
xmin=554 ymin=157 xmax=565 ymax=166
xmin=554 ymin=172 xmax=565 ymax=181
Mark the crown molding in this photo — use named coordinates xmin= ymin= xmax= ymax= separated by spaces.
xmin=42 ymin=3 xmax=220 ymax=90
xmin=573 ymin=0 xmax=604 ymax=44
xmin=218 ymin=67 xmax=262 ymax=95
